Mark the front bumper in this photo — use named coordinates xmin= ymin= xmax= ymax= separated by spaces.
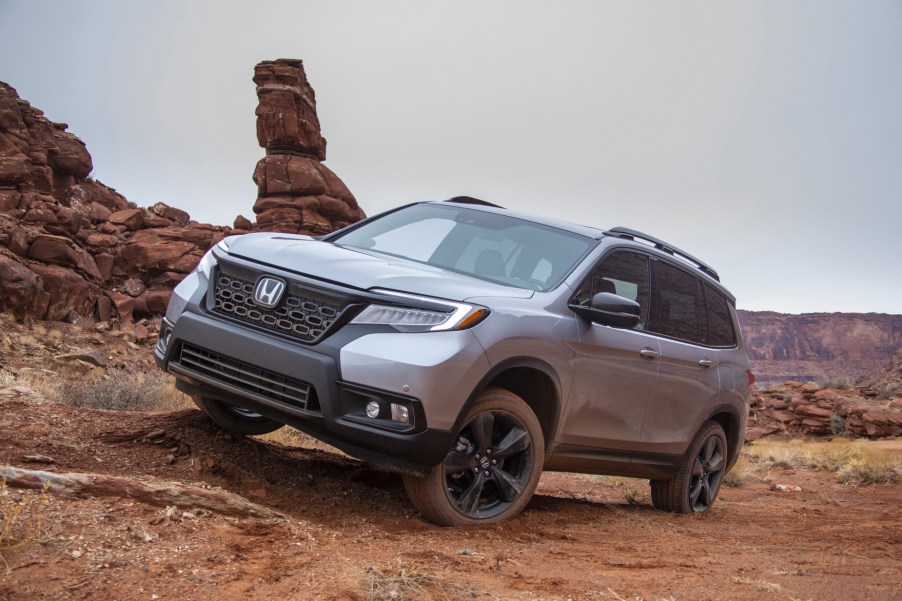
xmin=155 ymin=311 xmax=458 ymax=475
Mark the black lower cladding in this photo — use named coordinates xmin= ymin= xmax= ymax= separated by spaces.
xmin=172 ymin=342 xmax=321 ymax=413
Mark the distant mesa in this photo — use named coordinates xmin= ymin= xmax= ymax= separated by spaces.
xmin=737 ymin=310 xmax=902 ymax=388
xmin=0 ymin=58 xmax=365 ymax=334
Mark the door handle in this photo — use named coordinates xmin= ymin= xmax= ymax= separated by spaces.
xmin=639 ymin=348 xmax=659 ymax=360
xmin=698 ymin=358 xmax=715 ymax=368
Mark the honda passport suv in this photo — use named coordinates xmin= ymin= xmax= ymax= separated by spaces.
xmin=155 ymin=197 xmax=752 ymax=525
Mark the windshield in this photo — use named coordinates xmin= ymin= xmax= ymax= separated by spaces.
xmin=329 ymin=204 xmax=595 ymax=291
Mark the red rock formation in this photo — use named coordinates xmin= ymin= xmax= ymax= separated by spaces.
xmin=250 ymin=59 xmax=365 ymax=234
xmin=1 ymin=62 xmax=365 ymax=329
xmin=0 ymin=81 xmax=232 ymax=326
xmin=738 ymin=311 xmax=902 ymax=387
xmin=747 ymin=381 xmax=902 ymax=440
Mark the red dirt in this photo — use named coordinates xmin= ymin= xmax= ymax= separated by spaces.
xmin=1 ymin=383 xmax=899 ymax=601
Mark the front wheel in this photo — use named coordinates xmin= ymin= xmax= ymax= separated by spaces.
xmin=651 ymin=421 xmax=727 ymax=513
xmin=193 ymin=396 xmax=283 ymax=436
xmin=403 ymin=387 xmax=544 ymax=526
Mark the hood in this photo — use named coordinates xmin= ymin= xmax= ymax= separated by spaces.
xmin=226 ymin=233 xmax=534 ymax=302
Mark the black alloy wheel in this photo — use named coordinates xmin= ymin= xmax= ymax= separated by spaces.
xmin=403 ymin=388 xmax=544 ymax=526
xmin=651 ymin=421 xmax=728 ymax=514
xmin=443 ymin=409 xmax=534 ymax=519
xmin=687 ymin=433 xmax=726 ymax=512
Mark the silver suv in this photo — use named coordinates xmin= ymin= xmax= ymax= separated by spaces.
xmin=155 ymin=198 xmax=753 ymax=525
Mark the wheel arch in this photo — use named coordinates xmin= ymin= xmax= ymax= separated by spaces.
xmin=703 ymin=404 xmax=743 ymax=472
xmin=452 ymin=357 xmax=562 ymax=455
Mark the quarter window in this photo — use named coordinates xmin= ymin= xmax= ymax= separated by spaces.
xmin=703 ymin=284 xmax=737 ymax=347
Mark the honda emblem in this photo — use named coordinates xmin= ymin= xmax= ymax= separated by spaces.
xmin=253 ymin=276 xmax=286 ymax=309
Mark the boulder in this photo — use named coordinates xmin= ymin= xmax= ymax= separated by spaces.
xmin=28 ymin=263 xmax=95 ymax=321
xmin=0 ymin=252 xmax=49 ymax=320
xmin=28 ymin=234 xmax=102 ymax=281
xmin=47 ymin=130 xmax=92 ymax=178
xmin=108 ymin=208 xmax=145 ymax=231
xmin=149 ymin=202 xmax=189 ymax=226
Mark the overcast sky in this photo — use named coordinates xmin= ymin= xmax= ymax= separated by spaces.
xmin=1 ymin=1 xmax=900 ymax=314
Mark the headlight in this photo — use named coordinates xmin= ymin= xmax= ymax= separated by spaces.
xmin=350 ymin=290 xmax=489 ymax=332
xmin=197 ymin=236 xmax=236 ymax=278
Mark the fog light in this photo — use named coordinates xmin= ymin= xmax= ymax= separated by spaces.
xmin=390 ymin=403 xmax=410 ymax=424
xmin=365 ymin=401 xmax=381 ymax=418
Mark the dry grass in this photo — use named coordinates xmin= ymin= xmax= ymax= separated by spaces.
xmin=363 ymin=558 xmax=474 ymax=601
xmin=744 ymin=439 xmax=901 ymax=486
xmin=0 ymin=479 xmax=50 ymax=552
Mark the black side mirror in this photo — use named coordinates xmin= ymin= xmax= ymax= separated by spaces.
xmin=569 ymin=292 xmax=641 ymax=328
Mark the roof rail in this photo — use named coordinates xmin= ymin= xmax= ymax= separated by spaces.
xmin=606 ymin=226 xmax=720 ymax=282
xmin=445 ymin=196 xmax=506 ymax=209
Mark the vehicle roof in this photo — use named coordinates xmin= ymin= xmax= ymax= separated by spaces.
xmin=431 ymin=198 xmax=735 ymax=303
xmin=431 ymin=199 xmax=608 ymax=240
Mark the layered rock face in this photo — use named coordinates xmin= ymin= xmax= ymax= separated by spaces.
xmin=0 ymin=82 xmax=233 ymax=329
xmin=250 ymin=59 xmax=365 ymax=233
xmin=738 ymin=311 xmax=902 ymax=387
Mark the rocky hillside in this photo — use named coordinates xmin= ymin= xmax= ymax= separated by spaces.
xmin=861 ymin=349 xmax=902 ymax=393
xmin=737 ymin=311 xmax=902 ymax=387
xmin=0 ymin=59 xmax=362 ymax=330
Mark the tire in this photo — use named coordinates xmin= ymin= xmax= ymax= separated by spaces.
xmin=651 ymin=421 xmax=727 ymax=513
xmin=402 ymin=387 xmax=545 ymax=526
xmin=193 ymin=396 xmax=283 ymax=436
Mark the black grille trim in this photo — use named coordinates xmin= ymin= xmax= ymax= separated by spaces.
xmin=172 ymin=343 xmax=320 ymax=414
xmin=211 ymin=269 xmax=347 ymax=344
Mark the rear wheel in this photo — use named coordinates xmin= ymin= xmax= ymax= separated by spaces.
xmin=651 ymin=421 xmax=727 ymax=513
xmin=193 ymin=396 xmax=283 ymax=436
xmin=403 ymin=387 xmax=544 ymax=526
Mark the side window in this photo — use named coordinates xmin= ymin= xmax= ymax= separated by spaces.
xmin=648 ymin=260 xmax=700 ymax=343
xmin=573 ymin=251 xmax=650 ymax=329
xmin=703 ymin=284 xmax=737 ymax=347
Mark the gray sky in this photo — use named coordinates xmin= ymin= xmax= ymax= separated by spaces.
xmin=1 ymin=0 xmax=900 ymax=314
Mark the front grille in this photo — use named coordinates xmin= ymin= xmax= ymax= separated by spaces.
xmin=212 ymin=272 xmax=345 ymax=343
xmin=174 ymin=343 xmax=319 ymax=413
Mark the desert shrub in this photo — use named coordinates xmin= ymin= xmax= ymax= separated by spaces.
xmin=60 ymin=370 xmax=191 ymax=411
xmin=829 ymin=413 xmax=845 ymax=435
xmin=875 ymin=385 xmax=899 ymax=401
xmin=722 ymin=462 xmax=747 ymax=488
xmin=0 ymin=479 xmax=50 ymax=551
xmin=818 ymin=378 xmax=851 ymax=390
xmin=801 ymin=446 xmax=900 ymax=485
xmin=836 ymin=463 xmax=900 ymax=485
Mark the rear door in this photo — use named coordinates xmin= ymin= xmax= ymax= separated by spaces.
xmin=637 ymin=259 xmax=722 ymax=462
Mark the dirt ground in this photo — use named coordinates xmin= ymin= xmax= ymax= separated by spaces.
xmin=0 ymin=382 xmax=898 ymax=601
xmin=0 ymin=316 xmax=899 ymax=600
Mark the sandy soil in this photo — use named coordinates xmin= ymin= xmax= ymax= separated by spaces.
xmin=0 ymin=381 xmax=899 ymax=601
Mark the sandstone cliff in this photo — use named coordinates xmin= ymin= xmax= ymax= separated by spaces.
xmin=737 ymin=311 xmax=902 ymax=387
